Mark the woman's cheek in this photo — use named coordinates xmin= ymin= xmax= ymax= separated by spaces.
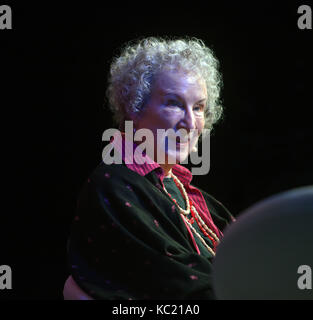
xmin=163 ymin=107 xmax=184 ymax=117
xmin=196 ymin=117 xmax=205 ymax=130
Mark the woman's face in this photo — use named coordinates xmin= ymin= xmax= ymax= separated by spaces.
xmin=134 ymin=69 xmax=207 ymax=164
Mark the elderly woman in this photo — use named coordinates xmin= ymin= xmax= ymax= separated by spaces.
xmin=66 ymin=37 xmax=235 ymax=300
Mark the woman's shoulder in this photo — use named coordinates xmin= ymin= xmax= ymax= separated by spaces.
xmin=88 ymin=162 xmax=143 ymax=187
xmin=83 ymin=162 xmax=158 ymax=202
xmin=76 ymin=162 xmax=152 ymax=216
xmin=90 ymin=161 xmax=135 ymax=179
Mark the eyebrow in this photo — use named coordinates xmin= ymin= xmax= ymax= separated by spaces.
xmin=162 ymin=91 xmax=207 ymax=104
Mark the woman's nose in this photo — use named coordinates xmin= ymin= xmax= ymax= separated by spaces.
xmin=178 ymin=107 xmax=196 ymax=131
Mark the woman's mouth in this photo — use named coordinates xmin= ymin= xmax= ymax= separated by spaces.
xmin=176 ymin=140 xmax=190 ymax=150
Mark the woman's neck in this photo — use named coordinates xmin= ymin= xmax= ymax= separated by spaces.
xmin=159 ymin=164 xmax=173 ymax=178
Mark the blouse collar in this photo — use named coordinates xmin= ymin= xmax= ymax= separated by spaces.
xmin=110 ymin=131 xmax=193 ymax=185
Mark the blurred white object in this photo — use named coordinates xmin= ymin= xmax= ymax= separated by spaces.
xmin=212 ymin=185 xmax=313 ymax=300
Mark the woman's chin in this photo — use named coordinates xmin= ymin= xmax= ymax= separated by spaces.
xmin=165 ymin=149 xmax=189 ymax=164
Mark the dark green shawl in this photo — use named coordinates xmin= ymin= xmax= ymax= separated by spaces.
xmin=67 ymin=162 xmax=234 ymax=300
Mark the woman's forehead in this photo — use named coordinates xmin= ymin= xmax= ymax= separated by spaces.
xmin=152 ymin=70 xmax=207 ymax=100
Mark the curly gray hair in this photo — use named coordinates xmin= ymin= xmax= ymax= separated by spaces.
xmin=106 ymin=36 xmax=223 ymax=131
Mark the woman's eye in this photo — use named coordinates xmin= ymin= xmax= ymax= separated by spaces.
xmin=194 ymin=105 xmax=204 ymax=112
xmin=166 ymin=100 xmax=181 ymax=107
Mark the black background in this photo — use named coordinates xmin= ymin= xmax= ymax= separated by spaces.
xmin=1 ymin=2 xmax=312 ymax=299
